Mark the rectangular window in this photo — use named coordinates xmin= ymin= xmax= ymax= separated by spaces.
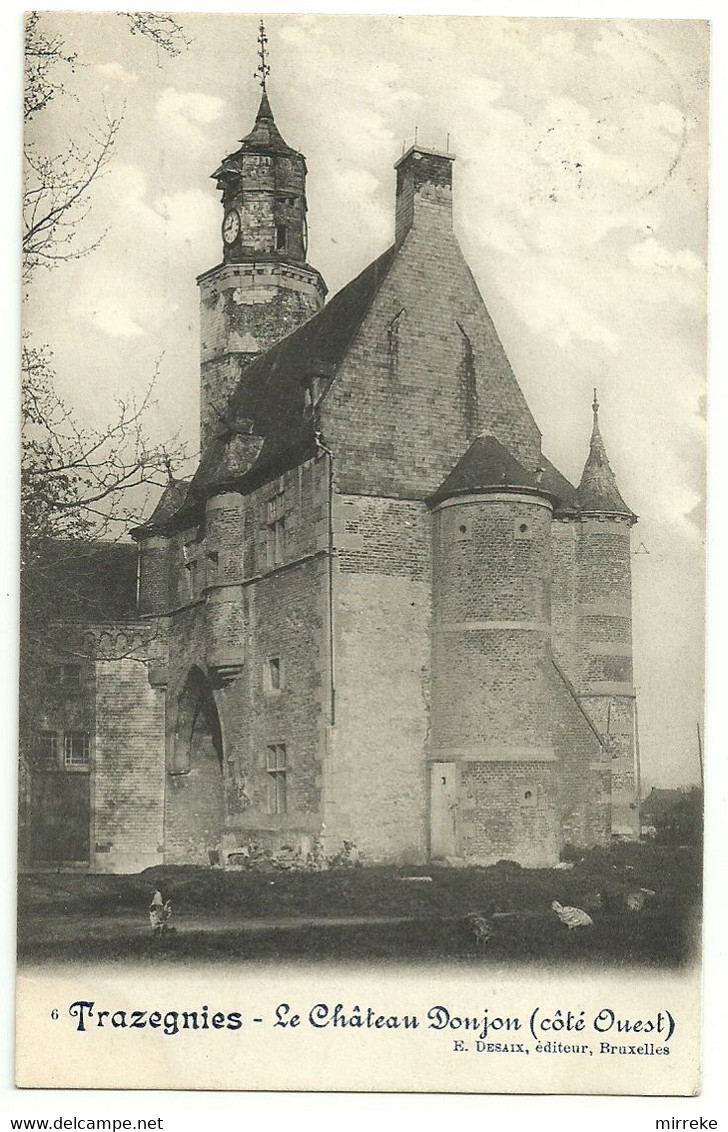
xmin=265 ymin=657 xmax=282 ymax=693
xmin=266 ymin=744 xmax=287 ymax=814
xmin=266 ymin=490 xmax=286 ymax=568
xmin=184 ymin=559 xmax=198 ymax=600
xmin=64 ymin=731 xmax=90 ymax=770
xmin=275 ymin=224 xmax=287 ymax=250
xmin=45 ymin=665 xmax=80 ymax=689
xmin=36 ymin=731 xmax=58 ymax=772
xmin=207 ymin=550 xmax=219 ymax=586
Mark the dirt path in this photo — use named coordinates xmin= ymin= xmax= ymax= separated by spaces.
xmin=18 ymin=909 xmax=420 ymax=944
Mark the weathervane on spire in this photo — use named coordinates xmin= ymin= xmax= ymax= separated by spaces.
xmin=592 ymin=387 xmax=600 ymax=418
xmin=255 ymin=20 xmax=270 ymax=91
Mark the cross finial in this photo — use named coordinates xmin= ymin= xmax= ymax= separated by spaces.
xmin=255 ymin=20 xmax=270 ymax=91
xmin=592 ymin=387 xmax=600 ymax=417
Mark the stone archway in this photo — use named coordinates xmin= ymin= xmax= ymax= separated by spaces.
xmin=165 ymin=666 xmax=224 ymax=865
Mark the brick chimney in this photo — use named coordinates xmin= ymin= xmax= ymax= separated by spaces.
xmin=394 ymin=145 xmax=455 ymax=244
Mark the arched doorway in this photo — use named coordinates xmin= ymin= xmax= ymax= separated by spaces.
xmin=165 ymin=666 xmax=224 ymax=865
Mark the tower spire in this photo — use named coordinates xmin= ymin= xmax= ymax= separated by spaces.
xmin=255 ymin=19 xmax=270 ymax=92
xmin=577 ymin=390 xmax=635 ymax=520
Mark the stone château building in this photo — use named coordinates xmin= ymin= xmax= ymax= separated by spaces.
xmin=22 ymin=72 xmax=640 ymax=873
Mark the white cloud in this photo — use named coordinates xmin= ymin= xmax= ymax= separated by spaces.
xmin=156 ymin=88 xmax=225 ymax=142
xmin=95 ymin=61 xmax=138 ymax=84
xmin=75 ymin=296 xmax=145 ymax=339
xmin=106 ymin=165 xmax=218 ymax=246
xmin=155 ymin=189 xmax=219 ymax=244
xmin=628 ymin=237 xmax=703 ymax=275
xmin=503 ymin=259 xmax=620 ymax=352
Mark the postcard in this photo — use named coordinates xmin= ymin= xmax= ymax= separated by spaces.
xmin=17 ymin=12 xmax=707 ymax=1095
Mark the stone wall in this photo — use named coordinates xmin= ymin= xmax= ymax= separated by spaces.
xmin=198 ymin=261 xmax=325 ymax=451
xmin=327 ymin=493 xmax=431 ymax=862
xmin=576 ymin=517 xmax=638 ymax=837
xmin=321 ymin=159 xmax=541 ymax=497
xmin=94 ymin=656 xmax=166 ymax=873
xmin=159 ymin=457 xmax=331 ymax=860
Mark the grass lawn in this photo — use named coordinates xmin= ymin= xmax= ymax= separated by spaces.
xmin=17 ymin=841 xmax=701 ymax=967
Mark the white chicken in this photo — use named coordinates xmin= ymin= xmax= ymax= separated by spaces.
xmin=625 ymin=888 xmax=656 ymax=912
xmin=149 ymin=889 xmax=173 ymax=935
xmin=551 ymin=900 xmax=593 ymax=930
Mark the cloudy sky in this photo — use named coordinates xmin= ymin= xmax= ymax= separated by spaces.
xmin=24 ymin=13 xmax=708 ymax=791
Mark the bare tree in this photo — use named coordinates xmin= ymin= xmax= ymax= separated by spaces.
xmin=20 ymin=12 xmax=193 ymax=868
xmin=23 ymin=11 xmax=189 ymax=281
xmin=24 ymin=12 xmax=77 ymax=122
xmin=23 ymin=115 xmax=121 ymax=282
xmin=126 ymin=12 xmax=191 ymax=57
xmin=21 ymin=341 xmax=185 ymax=556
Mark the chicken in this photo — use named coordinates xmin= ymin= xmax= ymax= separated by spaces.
xmin=551 ymin=900 xmax=593 ymax=929
xmin=149 ymin=889 xmax=173 ymax=935
xmin=465 ymin=912 xmax=494 ymax=947
xmin=625 ymin=888 xmax=656 ymax=912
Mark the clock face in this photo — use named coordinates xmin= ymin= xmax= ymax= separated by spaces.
xmin=222 ymin=209 xmax=241 ymax=245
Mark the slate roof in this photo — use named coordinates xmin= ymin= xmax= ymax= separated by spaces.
xmin=239 ymin=91 xmax=297 ymax=155
xmin=212 ymin=93 xmax=298 ymax=183
xmin=193 ymin=244 xmax=397 ymax=506
xmin=144 ymin=479 xmax=191 ymax=528
xmin=427 ymin=433 xmax=574 ymax=510
xmin=577 ymin=402 xmax=635 ymax=519
xmin=540 ymin=456 xmax=579 ymax=514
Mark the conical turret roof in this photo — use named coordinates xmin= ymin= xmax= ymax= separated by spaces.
xmin=237 ymin=90 xmax=297 ymax=156
xmin=427 ymin=434 xmax=557 ymax=507
xmin=577 ymin=391 xmax=635 ymax=519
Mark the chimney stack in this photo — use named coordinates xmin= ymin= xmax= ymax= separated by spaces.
xmin=394 ymin=145 xmax=455 ymax=244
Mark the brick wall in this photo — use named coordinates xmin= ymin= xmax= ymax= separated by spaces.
xmin=459 ymin=761 xmax=560 ymax=866
xmin=159 ymin=458 xmax=330 ymax=859
xmin=431 ymin=494 xmax=607 ymax=862
xmin=576 ymin=517 xmax=638 ymax=837
xmin=138 ymin=536 xmax=169 ymax=616
xmin=550 ymin=518 xmax=580 ymax=679
xmin=328 ymin=571 xmax=430 ymax=863
xmin=94 ymin=656 xmax=165 ymax=873
xmin=321 ymin=167 xmax=541 ymax=497
xmin=432 ymin=497 xmax=553 ymax=758
xmin=325 ymin=493 xmax=430 ymax=862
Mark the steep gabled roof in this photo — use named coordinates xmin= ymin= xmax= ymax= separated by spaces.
xmin=577 ymin=393 xmax=636 ymax=520
xmin=194 ymin=244 xmax=399 ymax=492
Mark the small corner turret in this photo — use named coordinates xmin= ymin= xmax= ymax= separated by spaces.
xmin=577 ymin=389 xmax=636 ymax=522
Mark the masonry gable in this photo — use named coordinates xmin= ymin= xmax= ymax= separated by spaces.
xmin=319 ymin=218 xmax=542 ymax=497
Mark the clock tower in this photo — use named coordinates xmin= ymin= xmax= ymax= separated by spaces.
xmin=197 ymin=24 xmax=327 ymax=451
